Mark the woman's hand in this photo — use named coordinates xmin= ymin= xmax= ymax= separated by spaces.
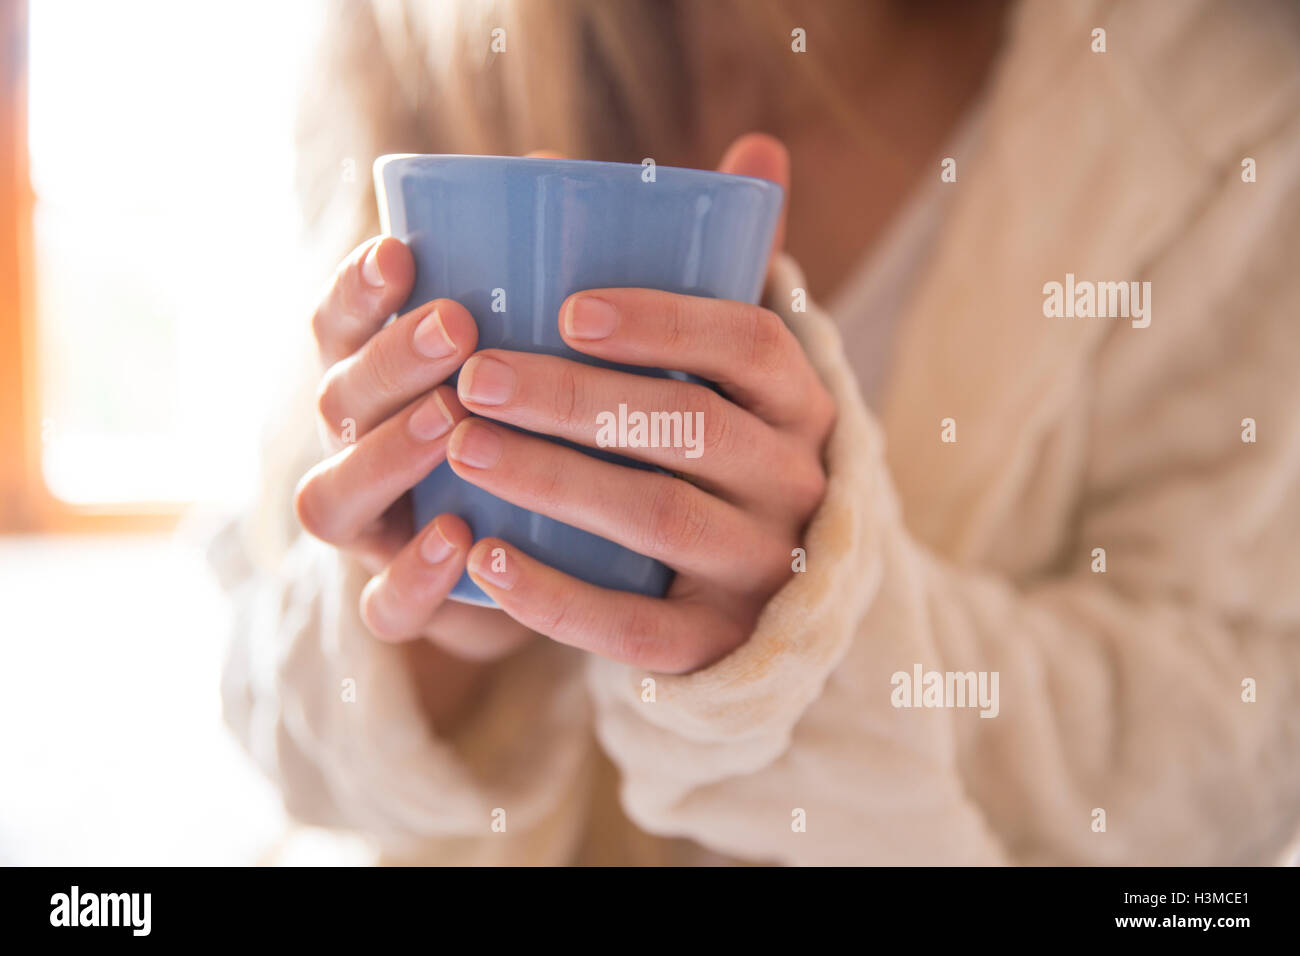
xmin=444 ymin=135 xmax=831 ymax=675
xmin=294 ymin=235 xmax=535 ymax=663
xmin=449 ymin=283 xmax=835 ymax=674
xmin=294 ymin=135 xmax=829 ymax=677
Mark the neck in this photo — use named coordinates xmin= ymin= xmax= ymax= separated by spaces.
xmin=683 ymin=0 xmax=1010 ymax=299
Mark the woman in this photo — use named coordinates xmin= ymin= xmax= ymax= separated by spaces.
xmin=218 ymin=0 xmax=1300 ymax=864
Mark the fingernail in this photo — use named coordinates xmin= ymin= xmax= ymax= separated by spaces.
xmin=458 ymin=354 xmax=515 ymax=405
xmin=360 ymin=243 xmax=385 ymax=288
xmin=448 ymin=421 xmax=503 ymax=469
xmin=419 ymin=520 xmax=457 ymax=564
xmin=564 ymin=295 xmax=619 ymax=340
xmin=408 ymin=391 xmax=455 ymax=441
xmin=468 ymin=544 xmax=518 ymax=590
xmin=413 ymin=308 xmax=457 ymax=359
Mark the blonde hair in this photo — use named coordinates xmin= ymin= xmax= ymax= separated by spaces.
xmin=295 ymin=0 xmax=881 ymax=259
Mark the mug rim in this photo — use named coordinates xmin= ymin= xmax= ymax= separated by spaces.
xmin=373 ymin=152 xmax=785 ymax=197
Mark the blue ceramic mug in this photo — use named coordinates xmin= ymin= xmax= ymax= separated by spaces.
xmin=374 ymin=154 xmax=783 ymax=606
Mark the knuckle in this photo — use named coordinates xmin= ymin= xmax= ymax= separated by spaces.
xmin=535 ymin=469 xmax=566 ymax=508
xmin=553 ymin=361 xmax=582 ymax=429
xmin=791 ymin=455 xmax=828 ymax=515
xmin=337 ymin=262 xmax=371 ymax=325
xmin=608 ymin=606 xmax=664 ymax=669
xmin=375 ymin=571 xmax=418 ymax=626
xmin=644 ymin=478 xmax=710 ymax=556
xmin=662 ymin=296 xmax=690 ymax=350
xmin=315 ymin=370 xmax=346 ymax=438
xmin=359 ymin=586 xmax=405 ymax=642
xmin=698 ymin=389 xmax=735 ymax=460
xmin=293 ymin=469 xmax=339 ymax=543
xmin=310 ymin=303 xmax=329 ymax=347
xmin=532 ymin=451 xmax=569 ymax=506
xmin=535 ymin=587 xmax=581 ymax=638
xmin=359 ymin=336 xmax=405 ymax=400
xmin=744 ymin=306 xmax=788 ymax=377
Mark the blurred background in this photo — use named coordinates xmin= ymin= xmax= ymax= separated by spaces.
xmin=3 ymin=0 xmax=1298 ymax=870
xmin=0 ymin=1 xmax=363 ymax=864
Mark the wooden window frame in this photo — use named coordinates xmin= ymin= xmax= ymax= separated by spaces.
xmin=1 ymin=0 xmax=181 ymax=533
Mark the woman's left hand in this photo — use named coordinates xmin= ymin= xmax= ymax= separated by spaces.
xmin=449 ymin=283 xmax=836 ymax=674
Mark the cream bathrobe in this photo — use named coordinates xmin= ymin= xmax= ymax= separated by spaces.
xmin=219 ymin=0 xmax=1300 ymax=865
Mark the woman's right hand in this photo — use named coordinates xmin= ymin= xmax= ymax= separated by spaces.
xmin=295 ymin=235 xmax=536 ymax=663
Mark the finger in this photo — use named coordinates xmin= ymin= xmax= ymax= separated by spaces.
xmin=456 ymin=349 xmax=825 ymax=517
xmin=347 ymin=496 xmax=416 ymax=574
xmin=465 ymin=538 xmax=744 ymax=673
xmin=317 ymin=298 xmax=478 ymax=442
xmin=558 ymin=288 xmax=836 ymax=441
xmin=359 ymin=515 xmax=472 ymax=642
xmin=716 ymin=132 xmax=790 ymax=259
xmin=445 ymin=419 xmax=788 ymax=593
xmin=295 ymin=385 xmax=467 ymax=547
xmin=312 ymin=236 xmax=415 ymax=365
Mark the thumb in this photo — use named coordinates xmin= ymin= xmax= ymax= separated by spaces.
xmin=716 ymin=132 xmax=791 ymax=258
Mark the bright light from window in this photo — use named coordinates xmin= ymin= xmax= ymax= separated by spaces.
xmin=29 ymin=0 xmax=320 ymax=505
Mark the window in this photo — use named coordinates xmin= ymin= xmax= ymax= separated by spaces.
xmin=3 ymin=0 xmax=319 ymax=529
